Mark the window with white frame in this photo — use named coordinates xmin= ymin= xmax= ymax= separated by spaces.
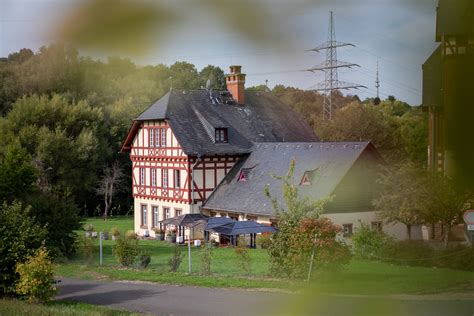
xmin=151 ymin=169 xmax=157 ymax=187
xmin=163 ymin=207 xmax=170 ymax=219
xmin=155 ymin=128 xmax=160 ymax=147
xmin=139 ymin=168 xmax=145 ymax=185
xmin=152 ymin=206 xmax=159 ymax=227
xmin=175 ymin=209 xmax=182 ymax=217
xmin=149 ymin=129 xmax=154 ymax=147
xmin=162 ymin=169 xmax=168 ymax=188
xmin=141 ymin=204 xmax=148 ymax=226
xmin=160 ymin=129 xmax=167 ymax=147
xmin=215 ymin=128 xmax=228 ymax=143
xmin=174 ymin=169 xmax=180 ymax=188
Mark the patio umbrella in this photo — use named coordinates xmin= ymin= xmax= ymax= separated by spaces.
xmin=160 ymin=213 xmax=209 ymax=227
xmin=208 ymin=220 xmax=276 ymax=235
xmin=207 ymin=220 xmax=276 ymax=247
xmin=204 ymin=216 xmax=236 ymax=230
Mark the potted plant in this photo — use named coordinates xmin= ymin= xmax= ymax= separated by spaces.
xmin=153 ymin=228 xmax=164 ymax=241
xmin=166 ymin=230 xmax=177 ymax=243
xmin=110 ymin=227 xmax=121 ymax=241
xmin=85 ymin=224 xmax=95 ymax=238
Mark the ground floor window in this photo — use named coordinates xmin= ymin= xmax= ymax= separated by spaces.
xmin=228 ymin=213 xmax=239 ymax=221
xmin=175 ymin=208 xmax=182 ymax=217
xmin=343 ymin=223 xmax=353 ymax=237
xmin=152 ymin=206 xmax=159 ymax=227
xmin=371 ymin=221 xmax=383 ymax=233
xmin=141 ymin=204 xmax=148 ymax=227
xmin=163 ymin=207 xmax=170 ymax=219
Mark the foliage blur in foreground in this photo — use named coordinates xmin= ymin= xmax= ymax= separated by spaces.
xmin=15 ymin=246 xmax=57 ymax=303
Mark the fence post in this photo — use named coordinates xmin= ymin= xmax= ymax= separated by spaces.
xmin=99 ymin=231 xmax=103 ymax=266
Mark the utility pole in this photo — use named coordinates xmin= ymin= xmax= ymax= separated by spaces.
xmin=307 ymin=11 xmax=366 ymax=120
xmin=375 ymin=61 xmax=380 ymax=99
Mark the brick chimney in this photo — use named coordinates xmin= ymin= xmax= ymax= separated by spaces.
xmin=226 ymin=65 xmax=246 ymax=105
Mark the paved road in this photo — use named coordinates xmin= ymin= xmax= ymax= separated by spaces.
xmin=57 ymin=278 xmax=474 ymax=316
xmin=57 ymin=278 xmax=281 ymax=316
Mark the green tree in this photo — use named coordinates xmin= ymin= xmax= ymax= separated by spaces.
xmin=420 ymin=173 xmax=472 ymax=248
xmin=0 ymin=145 xmax=37 ymax=203
xmin=374 ymin=164 xmax=425 ymax=240
xmin=0 ymin=202 xmax=47 ymax=295
xmin=199 ymin=65 xmax=225 ymax=90
xmin=264 ymin=159 xmax=329 ymax=277
xmin=315 ymin=102 xmax=404 ymax=163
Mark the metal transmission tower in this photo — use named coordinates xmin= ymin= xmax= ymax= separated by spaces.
xmin=307 ymin=11 xmax=366 ymax=120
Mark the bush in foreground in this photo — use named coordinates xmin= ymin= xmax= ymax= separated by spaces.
xmin=168 ymin=245 xmax=183 ymax=272
xmin=113 ymin=235 xmax=139 ymax=266
xmin=352 ymin=223 xmax=392 ymax=260
xmin=0 ymin=202 xmax=47 ymax=295
xmin=15 ymin=246 xmax=57 ymax=303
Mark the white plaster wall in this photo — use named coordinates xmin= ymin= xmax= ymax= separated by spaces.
xmin=134 ymin=197 xmax=191 ymax=237
xmin=323 ymin=211 xmax=423 ymax=241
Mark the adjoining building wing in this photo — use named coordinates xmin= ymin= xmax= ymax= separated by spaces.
xmin=202 ymin=141 xmax=383 ymax=219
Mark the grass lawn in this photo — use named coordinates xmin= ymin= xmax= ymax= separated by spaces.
xmin=0 ymin=298 xmax=139 ymax=316
xmin=58 ymin=216 xmax=474 ymax=294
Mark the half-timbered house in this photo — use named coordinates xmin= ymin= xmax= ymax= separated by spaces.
xmin=122 ymin=65 xmax=419 ymax=241
xmin=121 ymin=65 xmax=317 ymax=237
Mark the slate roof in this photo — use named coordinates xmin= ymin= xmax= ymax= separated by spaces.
xmin=121 ymin=89 xmax=318 ymax=155
xmin=202 ymin=142 xmax=379 ymax=217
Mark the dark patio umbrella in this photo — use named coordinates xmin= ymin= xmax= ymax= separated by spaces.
xmin=207 ymin=220 xmax=276 ymax=235
xmin=160 ymin=213 xmax=209 ymax=228
xmin=205 ymin=216 xmax=236 ymax=230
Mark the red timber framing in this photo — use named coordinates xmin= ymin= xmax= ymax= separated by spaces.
xmin=188 ymin=155 xmax=239 ymax=203
xmin=129 ymin=120 xmax=241 ymax=205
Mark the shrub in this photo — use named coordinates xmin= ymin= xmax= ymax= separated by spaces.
xmin=200 ymin=245 xmax=213 ymax=275
xmin=256 ymin=234 xmax=271 ymax=249
xmin=138 ymin=254 xmax=151 ymax=268
xmin=352 ymin=223 xmax=392 ymax=259
xmin=270 ymin=217 xmax=351 ymax=278
xmin=113 ymin=235 xmax=139 ymax=266
xmin=85 ymin=224 xmax=95 ymax=232
xmin=235 ymin=237 xmax=251 ymax=275
xmin=15 ymin=246 xmax=57 ymax=303
xmin=0 ymin=202 xmax=47 ymax=295
xmin=77 ymin=235 xmax=96 ymax=265
xmin=110 ymin=227 xmax=120 ymax=237
xmin=168 ymin=245 xmax=183 ymax=272
xmin=435 ymin=245 xmax=474 ymax=271
xmin=381 ymin=240 xmax=434 ymax=267
xmin=125 ymin=230 xmax=137 ymax=239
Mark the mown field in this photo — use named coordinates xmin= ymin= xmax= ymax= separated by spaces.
xmin=56 ymin=216 xmax=474 ymax=294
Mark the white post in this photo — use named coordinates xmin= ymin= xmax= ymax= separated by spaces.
xmin=306 ymin=234 xmax=317 ymax=282
xmin=99 ymin=231 xmax=103 ymax=266
xmin=188 ymin=235 xmax=192 ymax=273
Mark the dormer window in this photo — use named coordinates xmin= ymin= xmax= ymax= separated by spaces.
xmin=215 ymin=128 xmax=228 ymax=143
xmin=300 ymin=173 xmax=311 ymax=186
xmin=238 ymin=166 xmax=255 ymax=182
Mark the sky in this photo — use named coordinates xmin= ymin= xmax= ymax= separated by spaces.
xmin=0 ymin=0 xmax=439 ymax=105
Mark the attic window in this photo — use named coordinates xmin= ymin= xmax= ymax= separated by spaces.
xmin=215 ymin=128 xmax=228 ymax=143
xmin=238 ymin=168 xmax=252 ymax=182
xmin=300 ymin=174 xmax=311 ymax=186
